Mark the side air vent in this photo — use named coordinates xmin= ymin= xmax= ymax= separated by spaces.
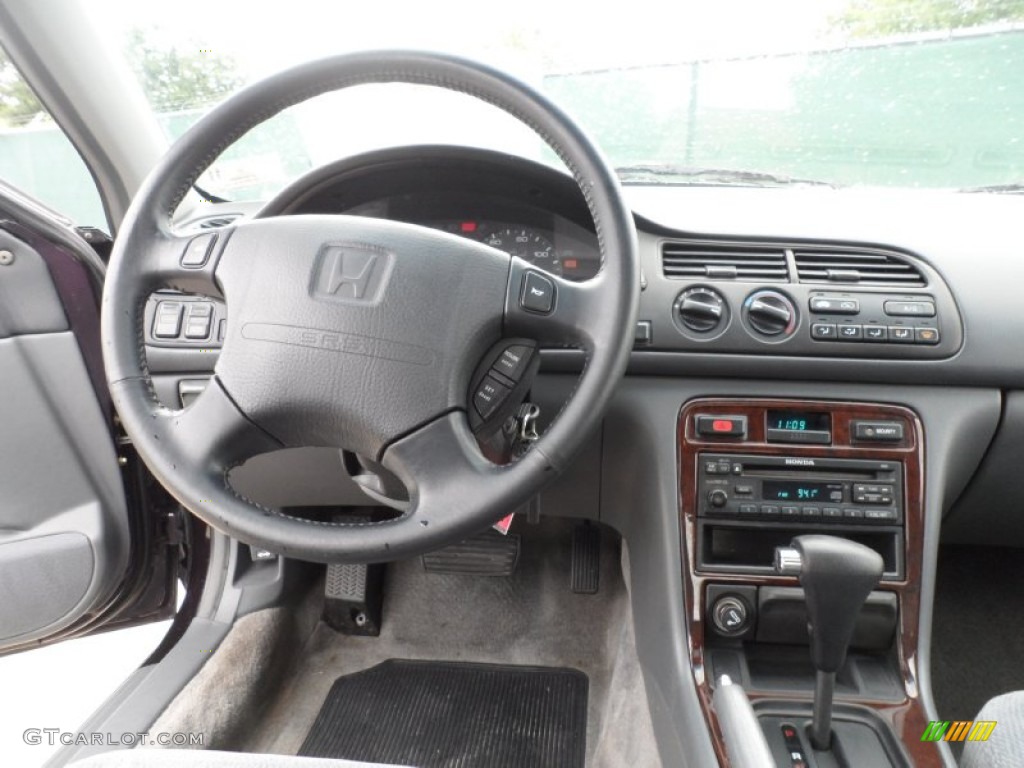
xmin=793 ymin=248 xmax=926 ymax=287
xmin=662 ymin=241 xmax=789 ymax=281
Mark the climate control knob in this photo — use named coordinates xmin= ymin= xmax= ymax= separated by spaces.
xmin=744 ymin=290 xmax=797 ymax=337
xmin=677 ymin=287 xmax=726 ymax=333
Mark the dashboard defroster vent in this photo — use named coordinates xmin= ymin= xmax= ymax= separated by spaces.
xmin=793 ymin=249 xmax=926 ymax=287
xmin=662 ymin=241 xmax=789 ymax=281
xmin=197 ymin=215 xmax=240 ymax=230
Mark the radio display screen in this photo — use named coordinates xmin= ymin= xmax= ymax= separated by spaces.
xmin=762 ymin=480 xmax=840 ymax=502
xmin=766 ymin=410 xmax=831 ymax=433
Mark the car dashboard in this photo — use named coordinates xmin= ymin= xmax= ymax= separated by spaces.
xmin=144 ymin=144 xmax=1024 ymax=766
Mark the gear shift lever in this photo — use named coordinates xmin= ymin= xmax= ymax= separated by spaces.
xmin=775 ymin=535 xmax=884 ymax=751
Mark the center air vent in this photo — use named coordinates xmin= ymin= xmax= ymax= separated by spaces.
xmin=196 ymin=214 xmax=241 ymax=230
xmin=793 ymin=248 xmax=926 ymax=287
xmin=662 ymin=241 xmax=788 ymax=282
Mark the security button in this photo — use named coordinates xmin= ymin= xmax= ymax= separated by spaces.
xmin=520 ymin=271 xmax=555 ymax=314
xmin=852 ymin=420 xmax=904 ymax=442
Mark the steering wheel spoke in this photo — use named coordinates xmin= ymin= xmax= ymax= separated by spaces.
xmin=380 ymin=411 xmax=550 ymax=548
xmin=144 ymin=227 xmax=226 ymax=299
xmin=503 ymin=256 xmax=605 ymax=349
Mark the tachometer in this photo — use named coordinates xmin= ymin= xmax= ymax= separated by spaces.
xmin=485 ymin=227 xmax=559 ymax=274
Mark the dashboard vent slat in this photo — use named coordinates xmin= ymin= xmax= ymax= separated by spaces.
xmin=197 ymin=215 xmax=240 ymax=230
xmin=794 ymin=249 xmax=926 ymax=287
xmin=662 ymin=241 xmax=789 ymax=281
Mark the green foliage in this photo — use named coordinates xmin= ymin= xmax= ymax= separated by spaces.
xmin=833 ymin=0 xmax=1024 ymax=38
xmin=0 ymin=49 xmax=46 ymax=128
xmin=123 ymin=27 xmax=243 ymax=112
xmin=0 ymin=29 xmax=243 ymax=128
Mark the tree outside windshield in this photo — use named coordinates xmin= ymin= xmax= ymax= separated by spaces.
xmin=2 ymin=0 xmax=1024 ymax=218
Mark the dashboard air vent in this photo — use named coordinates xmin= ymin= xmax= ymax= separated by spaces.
xmin=197 ymin=215 xmax=240 ymax=230
xmin=662 ymin=241 xmax=789 ymax=281
xmin=793 ymin=249 xmax=925 ymax=287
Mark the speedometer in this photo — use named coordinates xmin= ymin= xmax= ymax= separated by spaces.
xmin=485 ymin=227 xmax=559 ymax=274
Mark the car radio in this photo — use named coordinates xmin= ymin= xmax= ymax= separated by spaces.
xmin=697 ymin=453 xmax=903 ymax=525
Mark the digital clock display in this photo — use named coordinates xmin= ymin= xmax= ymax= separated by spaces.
xmin=763 ymin=481 xmax=842 ymax=502
xmin=766 ymin=410 xmax=831 ymax=433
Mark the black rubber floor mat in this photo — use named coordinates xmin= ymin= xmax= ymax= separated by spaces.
xmin=299 ymin=659 xmax=588 ymax=767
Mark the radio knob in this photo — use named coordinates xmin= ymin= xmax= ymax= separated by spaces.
xmin=708 ymin=489 xmax=729 ymax=508
xmin=745 ymin=290 xmax=797 ymax=337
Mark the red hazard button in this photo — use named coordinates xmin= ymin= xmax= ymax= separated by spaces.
xmin=695 ymin=415 xmax=747 ymax=438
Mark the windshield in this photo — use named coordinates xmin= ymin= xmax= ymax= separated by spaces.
xmin=80 ymin=0 xmax=1024 ymax=195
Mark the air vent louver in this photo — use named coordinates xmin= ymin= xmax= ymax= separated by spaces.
xmin=793 ymin=249 xmax=925 ymax=287
xmin=197 ymin=215 xmax=240 ymax=230
xmin=661 ymin=241 xmax=789 ymax=281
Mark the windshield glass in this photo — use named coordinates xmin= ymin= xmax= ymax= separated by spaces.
xmin=84 ymin=0 xmax=1024 ymax=196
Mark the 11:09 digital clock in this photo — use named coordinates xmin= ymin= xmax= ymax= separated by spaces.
xmin=765 ymin=410 xmax=832 ymax=444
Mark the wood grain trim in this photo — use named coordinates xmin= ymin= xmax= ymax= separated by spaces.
xmin=678 ymin=397 xmax=939 ymax=766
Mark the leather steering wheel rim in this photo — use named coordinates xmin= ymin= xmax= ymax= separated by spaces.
xmin=101 ymin=51 xmax=639 ymax=564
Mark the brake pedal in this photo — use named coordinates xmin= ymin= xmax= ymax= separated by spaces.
xmin=323 ymin=514 xmax=384 ymax=635
xmin=422 ymin=529 xmax=520 ymax=576
xmin=323 ymin=561 xmax=384 ymax=635
xmin=571 ymin=523 xmax=601 ymax=594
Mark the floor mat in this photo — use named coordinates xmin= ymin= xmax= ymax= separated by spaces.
xmin=299 ymin=659 xmax=588 ymax=768
xmin=931 ymin=545 xmax=1024 ymax=759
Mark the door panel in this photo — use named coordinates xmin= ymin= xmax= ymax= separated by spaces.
xmin=0 ymin=230 xmax=130 ymax=647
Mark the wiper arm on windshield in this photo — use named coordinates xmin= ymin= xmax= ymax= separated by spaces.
xmin=958 ymin=183 xmax=1024 ymax=194
xmin=614 ymin=163 xmax=836 ymax=188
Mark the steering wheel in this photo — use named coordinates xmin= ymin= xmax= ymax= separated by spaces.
xmin=101 ymin=51 xmax=639 ymax=564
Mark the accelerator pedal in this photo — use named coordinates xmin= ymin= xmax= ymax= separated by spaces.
xmin=571 ymin=522 xmax=601 ymax=594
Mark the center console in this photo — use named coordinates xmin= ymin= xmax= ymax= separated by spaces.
xmin=679 ymin=398 xmax=937 ymax=766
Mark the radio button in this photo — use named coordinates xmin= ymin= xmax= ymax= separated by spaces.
xmin=822 ymin=506 xmax=843 ymax=520
xmin=704 ymin=461 xmax=722 ymax=474
xmin=734 ymin=484 xmax=754 ymax=495
xmin=802 ymin=506 xmax=822 ymax=519
xmin=739 ymin=503 xmax=758 ymax=515
xmin=781 ymin=506 xmax=801 ymax=517
xmin=760 ymin=505 xmax=781 ymax=517
xmin=843 ymin=508 xmax=865 ymax=519
xmin=865 ymin=508 xmax=898 ymax=522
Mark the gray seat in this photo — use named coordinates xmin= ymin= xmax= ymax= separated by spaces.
xmin=70 ymin=749 xmax=411 ymax=768
xmin=960 ymin=691 xmax=1024 ymax=767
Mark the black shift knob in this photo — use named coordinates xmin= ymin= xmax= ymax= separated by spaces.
xmin=777 ymin=535 xmax=884 ymax=673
